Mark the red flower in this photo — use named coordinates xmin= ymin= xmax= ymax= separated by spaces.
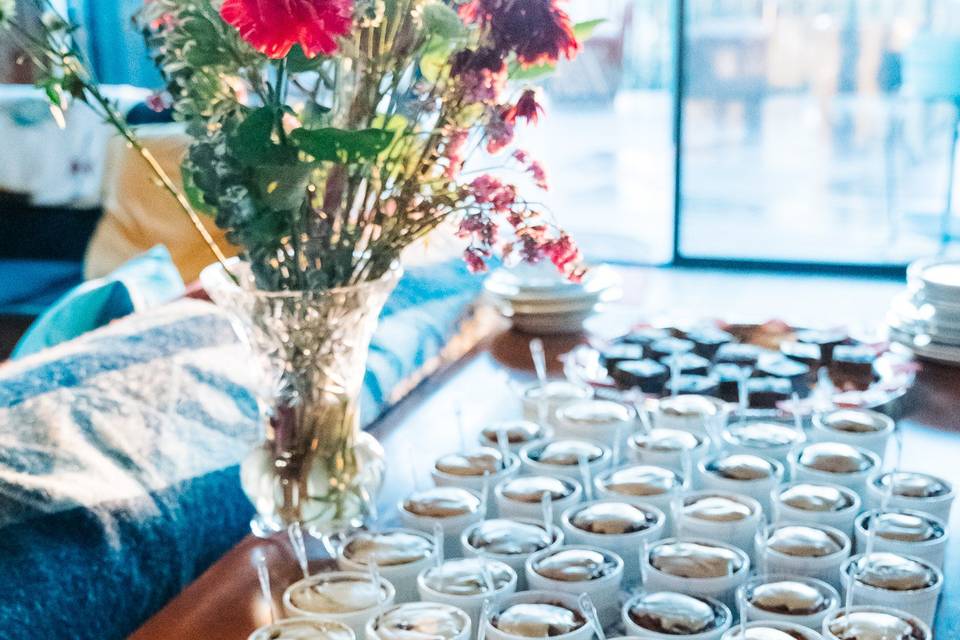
xmin=485 ymin=111 xmax=514 ymax=154
xmin=460 ymin=0 xmax=580 ymax=67
xmin=220 ymin=0 xmax=354 ymax=59
xmin=503 ymin=90 xmax=543 ymax=125
xmin=463 ymin=247 xmax=490 ymax=274
xmin=451 ymin=48 xmax=508 ymax=104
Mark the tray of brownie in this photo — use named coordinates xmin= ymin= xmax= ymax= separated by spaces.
xmin=562 ymin=321 xmax=917 ymax=418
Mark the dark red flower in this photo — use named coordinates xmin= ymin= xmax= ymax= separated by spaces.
xmin=220 ymin=0 xmax=354 ymax=59
xmin=503 ymin=89 xmax=544 ymax=125
xmin=463 ymin=247 xmax=490 ymax=273
xmin=460 ymin=0 xmax=579 ymax=67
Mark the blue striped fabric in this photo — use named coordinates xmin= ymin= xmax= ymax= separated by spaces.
xmin=0 ymin=260 xmax=481 ymax=640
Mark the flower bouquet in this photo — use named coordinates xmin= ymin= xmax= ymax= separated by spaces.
xmin=1 ymin=0 xmax=591 ymax=535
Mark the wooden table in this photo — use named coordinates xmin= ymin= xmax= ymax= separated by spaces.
xmin=131 ymin=266 xmax=960 ymax=639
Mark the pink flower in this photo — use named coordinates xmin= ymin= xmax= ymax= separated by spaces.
xmin=220 ymin=0 xmax=354 ymax=59
xmin=512 ymin=149 xmax=529 ymax=164
xmin=451 ymin=48 xmax=508 ymax=104
xmin=463 ymin=247 xmax=489 ymax=273
xmin=470 ymin=175 xmax=504 ymax=203
xmin=485 ymin=112 xmax=514 ymax=154
xmin=444 ymin=129 xmax=469 ymax=179
xmin=528 ymin=160 xmax=548 ymax=190
xmin=146 ymin=91 xmax=172 ymax=112
xmin=458 ymin=213 xmax=499 ymax=245
xmin=503 ymin=89 xmax=543 ymax=125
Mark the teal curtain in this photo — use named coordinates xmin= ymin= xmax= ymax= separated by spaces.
xmin=70 ymin=0 xmax=161 ymax=87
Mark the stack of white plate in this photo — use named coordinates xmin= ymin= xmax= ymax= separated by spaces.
xmin=483 ymin=263 xmax=621 ymax=334
xmin=888 ymin=258 xmax=960 ymax=365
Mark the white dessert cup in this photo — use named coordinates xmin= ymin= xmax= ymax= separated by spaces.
xmin=552 ymin=399 xmax=637 ymax=449
xmin=337 ymin=529 xmax=437 ymax=603
xmin=593 ymin=465 xmax=685 ymax=535
xmin=525 ymin=544 xmax=625 ymax=628
xmin=821 ymin=606 xmax=931 ymax=640
xmin=248 ymin=618 xmax=356 ymax=640
xmin=789 ymin=444 xmax=881 ymax=496
xmin=761 ymin=523 xmax=851 ymax=592
xmin=738 ymin=574 xmax=840 ymax=631
xmin=460 ymin=518 xmax=563 ymax=591
xmin=627 ymin=429 xmax=711 ymax=475
xmin=483 ymin=591 xmax=594 ymax=640
xmin=478 ymin=421 xmax=554 ymax=453
xmin=696 ymin=454 xmax=783 ymax=514
xmin=720 ymin=621 xmax=825 ymax=640
xmin=431 ymin=452 xmax=521 ymax=517
xmin=283 ymin=571 xmax=397 ymax=637
xmin=521 ymin=381 xmax=594 ymax=426
xmin=519 ymin=438 xmax=612 ymax=482
xmin=653 ymin=395 xmax=726 ymax=435
xmin=839 ymin=553 xmax=943 ymax=629
xmin=398 ymin=490 xmax=485 ymax=561
xmin=675 ymin=492 xmax=764 ymax=562
xmin=560 ymin=499 xmax=666 ymax=585
xmin=720 ymin=422 xmax=805 ymax=472
xmin=494 ymin=475 xmax=583 ymax=527
xmin=865 ymin=471 xmax=956 ymax=523
xmin=853 ymin=509 xmax=948 ymax=569
xmin=416 ymin=559 xmax=518 ymax=638
xmin=771 ymin=482 xmax=861 ymax=539
xmin=642 ymin=537 xmax=751 ymax=613
xmin=365 ymin=602 xmax=472 ymax=640
xmin=811 ymin=409 xmax=894 ymax=460
xmin=621 ymin=592 xmax=733 ymax=640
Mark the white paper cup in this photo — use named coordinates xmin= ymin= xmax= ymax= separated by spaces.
xmin=621 ymin=592 xmax=733 ymax=640
xmin=365 ymin=602 xmax=472 ymax=640
xmin=737 ymin=574 xmax=840 ymax=631
xmin=840 ymin=554 xmax=943 ymax=629
xmin=642 ymin=537 xmax=751 ymax=613
xmin=248 ymin=618 xmax=356 ymax=640
xmin=525 ymin=544 xmax=625 ymax=628
xmin=821 ymin=606 xmax=931 ymax=640
xmin=338 ymin=529 xmax=437 ymax=603
xmin=696 ymin=454 xmax=783 ymax=514
xmin=483 ymin=591 xmax=594 ymax=640
xmin=865 ymin=471 xmax=956 ymax=523
xmin=560 ymin=499 xmax=666 ymax=585
xmin=720 ymin=420 xmax=806 ymax=471
xmin=675 ymin=492 xmax=764 ymax=562
xmin=654 ymin=395 xmax=726 ymax=435
xmin=495 ymin=475 xmax=583 ymax=526
xmin=519 ymin=438 xmax=612 ymax=483
xmin=789 ymin=443 xmax=881 ymax=495
xmin=853 ymin=509 xmax=948 ymax=569
xmin=552 ymin=399 xmax=637 ymax=449
xmin=771 ymin=482 xmax=862 ymax=539
xmin=761 ymin=523 xmax=851 ymax=592
xmin=283 ymin=571 xmax=397 ymax=637
xmin=811 ymin=409 xmax=894 ymax=460
xmin=416 ymin=558 xmax=518 ymax=637
xmin=478 ymin=420 xmax=554 ymax=453
xmin=720 ymin=621 xmax=825 ymax=640
xmin=628 ymin=428 xmax=711 ymax=475
xmin=398 ymin=488 xmax=485 ymax=560
xmin=521 ymin=382 xmax=593 ymax=425
xmin=460 ymin=518 xmax=563 ymax=590
xmin=431 ymin=451 xmax=521 ymax=517
xmin=593 ymin=464 xmax=685 ymax=535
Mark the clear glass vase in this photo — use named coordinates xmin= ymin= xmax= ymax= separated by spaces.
xmin=201 ymin=259 xmax=400 ymax=537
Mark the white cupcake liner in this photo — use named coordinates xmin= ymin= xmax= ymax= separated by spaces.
xmin=627 ymin=431 xmax=711 ymax=475
xmin=365 ymin=602 xmax=472 ymax=640
xmin=675 ymin=492 xmax=764 ymax=563
xmin=853 ymin=509 xmax=948 ymax=569
xmin=519 ymin=438 xmax=613 ymax=483
xmin=811 ymin=410 xmax=894 ymax=460
xmin=337 ymin=528 xmax=437 ymax=603
xmin=840 ymin=553 xmax=943 ymax=629
xmin=431 ymin=453 xmax=521 ymax=517
xmin=248 ymin=618 xmax=356 ymax=640
xmin=397 ymin=492 xmax=485 ymax=560
xmin=737 ymin=574 xmax=840 ymax=631
xmin=483 ymin=590 xmax=595 ymax=640
xmin=770 ymin=481 xmax=861 ymax=540
xmin=283 ymin=571 xmax=397 ymax=637
xmin=696 ymin=455 xmax=783 ymax=514
xmin=525 ymin=544 xmax=625 ymax=628
xmin=560 ymin=499 xmax=666 ymax=585
xmin=865 ymin=472 xmax=955 ymax=523
xmin=761 ymin=522 xmax=852 ymax=592
xmin=720 ymin=620 xmax=825 ymax=640
xmin=494 ymin=475 xmax=583 ymax=527
xmin=459 ymin=518 xmax=564 ymax=591
xmin=416 ymin=559 xmax=518 ymax=639
xmin=821 ymin=605 xmax=932 ymax=640
xmin=789 ymin=445 xmax=881 ymax=495
xmin=642 ymin=537 xmax=751 ymax=613
xmin=621 ymin=592 xmax=733 ymax=640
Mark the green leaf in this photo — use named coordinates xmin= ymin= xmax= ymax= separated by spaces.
xmin=420 ymin=2 xmax=467 ymax=39
xmin=507 ymin=60 xmax=555 ymax=81
xmin=419 ymin=38 xmax=455 ymax=84
xmin=228 ymin=107 xmax=299 ymax=166
xmin=290 ymin=127 xmax=394 ymax=164
xmin=286 ymin=45 xmax=325 ymax=73
xmin=574 ymin=18 xmax=605 ymax=41
xmin=180 ymin=163 xmax=215 ymax=215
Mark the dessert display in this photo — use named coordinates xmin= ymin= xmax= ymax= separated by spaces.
xmin=495 ymin=475 xmax=582 ymax=525
xmin=621 ymin=591 xmax=732 ymax=640
xmin=552 ymin=399 xmax=636 ymax=447
xmin=811 ymin=409 xmax=894 ymax=459
xmin=480 ymin=420 xmax=552 ymax=452
xmin=248 ymin=618 xmax=356 ymax=640
xmin=366 ymin=602 xmax=472 ymax=640
xmin=822 ymin=607 xmax=930 ymax=640
xmin=740 ymin=575 xmax=839 ymax=630
xmin=697 ymin=453 xmax=783 ymax=514
xmin=417 ymin=558 xmax=517 ymax=628
xmin=519 ymin=438 xmax=610 ymax=480
xmin=283 ymin=571 xmax=396 ymax=636
xmin=609 ymin=358 xmax=669 ymax=392
xmin=338 ymin=529 xmax=436 ymax=602
xmin=526 ymin=546 xmax=624 ymax=626
xmin=643 ymin=538 xmax=750 ymax=611
xmin=763 ymin=524 xmax=851 ymax=591
xmin=485 ymin=592 xmax=591 ymax=640
xmin=398 ymin=487 xmax=484 ymax=559
xmin=853 ymin=510 xmax=948 ymax=568
xmin=461 ymin=518 xmax=560 ymax=590
xmin=677 ymin=492 xmax=763 ymax=558
xmin=773 ymin=482 xmax=861 ymax=537
xmin=790 ymin=443 xmax=880 ymax=494
xmin=841 ymin=553 xmax=943 ymax=627
xmin=866 ymin=472 xmax=955 ymax=522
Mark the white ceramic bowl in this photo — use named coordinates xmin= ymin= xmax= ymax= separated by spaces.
xmin=365 ymin=602 xmax=472 ymax=640
xmin=789 ymin=443 xmax=881 ymax=495
xmin=337 ymin=528 xmax=437 ymax=603
xmin=675 ymin=492 xmax=764 ymax=562
xmin=865 ymin=471 xmax=955 ymax=523
xmin=525 ymin=544 xmax=625 ymax=627
xmin=761 ymin=523 xmax=852 ymax=592
xmin=853 ymin=509 xmax=948 ymax=569
xmin=811 ymin=409 xmax=894 ymax=460
xmin=494 ymin=475 xmax=583 ymax=526
xmin=628 ymin=428 xmax=711 ymax=475
xmin=552 ymin=398 xmax=637 ymax=449
xmin=519 ymin=438 xmax=612 ymax=484
xmin=248 ymin=618 xmax=356 ymax=640
xmin=416 ymin=558 xmax=518 ymax=636
xmin=460 ymin=518 xmax=563 ymax=590
xmin=521 ymin=381 xmax=593 ymax=425
xmin=839 ymin=553 xmax=943 ymax=628
xmin=771 ymin=481 xmax=862 ymax=539
xmin=593 ymin=464 xmax=685 ymax=535
xmin=478 ymin=420 xmax=554 ymax=453
xmin=642 ymin=537 xmax=751 ymax=613
xmin=696 ymin=453 xmax=783 ymax=514
xmin=397 ymin=487 xmax=485 ymax=560
xmin=560 ymin=499 xmax=666 ymax=585
xmin=283 ymin=571 xmax=397 ymax=637
xmin=820 ymin=606 xmax=932 ymax=640
xmin=483 ymin=590 xmax=594 ymax=640
xmin=720 ymin=621 xmax=825 ymax=640
xmin=737 ymin=574 xmax=840 ymax=631
xmin=621 ymin=591 xmax=733 ymax=640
